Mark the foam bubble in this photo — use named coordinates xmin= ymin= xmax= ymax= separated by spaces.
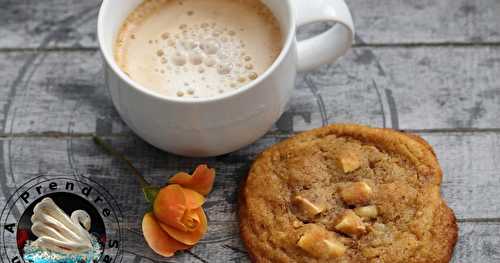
xmin=161 ymin=32 xmax=170 ymax=39
xmin=217 ymin=63 xmax=232 ymax=75
xmin=172 ymin=52 xmax=187 ymax=66
xmin=181 ymin=40 xmax=197 ymax=50
xmin=217 ymin=52 xmax=229 ymax=60
xmin=201 ymin=39 xmax=219 ymax=55
xmin=176 ymin=91 xmax=184 ymax=97
xmin=245 ymin=63 xmax=253 ymax=70
xmin=249 ymin=72 xmax=258 ymax=80
xmin=204 ymin=57 xmax=216 ymax=67
xmin=189 ymin=51 xmax=203 ymax=65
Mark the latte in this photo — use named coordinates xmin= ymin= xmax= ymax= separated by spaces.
xmin=115 ymin=0 xmax=283 ymax=98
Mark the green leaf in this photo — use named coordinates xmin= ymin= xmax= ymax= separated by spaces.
xmin=143 ymin=186 xmax=160 ymax=204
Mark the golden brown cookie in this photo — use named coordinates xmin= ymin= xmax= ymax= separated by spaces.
xmin=239 ymin=124 xmax=457 ymax=263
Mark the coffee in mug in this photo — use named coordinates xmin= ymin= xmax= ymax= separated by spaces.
xmin=114 ymin=0 xmax=283 ymax=99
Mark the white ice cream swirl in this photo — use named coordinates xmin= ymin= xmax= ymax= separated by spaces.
xmin=30 ymin=198 xmax=93 ymax=254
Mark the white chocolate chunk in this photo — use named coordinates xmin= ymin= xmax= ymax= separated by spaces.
xmin=293 ymin=195 xmax=326 ymax=216
xmin=297 ymin=225 xmax=346 ymax=258
xmin=354 ymin=205 xmax=378 ymax=219
xmin=340 ymin=182 xmax=373 ymax=206
xmin=335 ymin=210 xmax=367 ymax=237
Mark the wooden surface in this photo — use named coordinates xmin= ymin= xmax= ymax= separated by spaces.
xmin=0 ymin=0 xmax=499 ymax=262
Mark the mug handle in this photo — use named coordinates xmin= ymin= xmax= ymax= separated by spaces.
xmin=293 ymin=0 xmax=355 ymax=72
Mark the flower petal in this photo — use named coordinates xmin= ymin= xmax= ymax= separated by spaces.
xmin=153 ymin=184 xmax=188 ymax=231
xmin=181 ymin=209 xmax=201 ymax=231
xmin=159 ymin=208 xmax=208 ymax=245
xmin=142 ymin=212 xmax=191 ymax=257
xmin=181 ymin=187 xmax=205 ymax=209
xmin=169 ymin=165 xmax=215 ymax=196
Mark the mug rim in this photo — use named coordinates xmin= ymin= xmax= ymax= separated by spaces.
xmin=97 ymin=0 xmax=296 ymax=104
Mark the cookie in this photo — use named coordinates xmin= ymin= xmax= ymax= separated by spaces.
xmin=239 ymin=124 xmax=457 ymax=263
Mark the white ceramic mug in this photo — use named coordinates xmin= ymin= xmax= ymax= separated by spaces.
xmin=98 ymin=0 xmax=354 ymax=157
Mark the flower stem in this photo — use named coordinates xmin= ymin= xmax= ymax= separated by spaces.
xmin=93 ymin=136 xmax=159 ymax=203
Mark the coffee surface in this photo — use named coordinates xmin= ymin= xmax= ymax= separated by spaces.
xmin=115 ymin=0 xmax=282 ymax=99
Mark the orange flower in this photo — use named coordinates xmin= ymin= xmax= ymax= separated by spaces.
xmin=92 ymin=138 xmax=216 ymax=257
xmin=142 ymin=165 xmax=215 ymax=257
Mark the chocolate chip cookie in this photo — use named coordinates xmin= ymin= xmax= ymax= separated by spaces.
xmin=239 ymin=124 xmax=457 ymax=262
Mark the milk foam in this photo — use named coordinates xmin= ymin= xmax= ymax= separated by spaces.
xmin=115 ymin=0 xmax=282 ymax=98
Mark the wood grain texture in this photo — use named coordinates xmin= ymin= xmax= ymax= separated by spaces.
xmin=452 ymin=222 xmax=500 ymax=262
xmin=1 ymin=0 xmax=500 ymax=261
xmin=421 ymin=132 xmax=500 ymax=219
xmin=0 ymin=0 xmax=99 ymax=49
xmin=0 ymin=134 xmax=499 ymax=262
xmin=1 ymin=0 xmax=500 ymax=49
xmin=347 ymin=0 xmax=500 ymax=45
xmin=0 ymin=46 xmax=499 ymax=137
xmin=0 ymin=132 xmax=498 ymax=220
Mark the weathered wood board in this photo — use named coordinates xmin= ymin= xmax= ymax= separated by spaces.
xmin=0 ymin=133 xmax=499 ymax=262
xmin=1 ymin=132 xmax=499 ymax=220
xmin=348 ymin=0 xmax=500 ymax=45
xmin=1 ymin=46 xmax=499 ymax=137
xmin=1 ymin=0 xmax=499 ymax=49
xmin=1 ymin=0 xmax=500 ymax=262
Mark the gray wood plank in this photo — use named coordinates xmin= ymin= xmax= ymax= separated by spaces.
xmin=0 ymin=51 xmax=129 ymax=136
xmin=119 ymin=221 xmax=500 ymax=262
xmin=0 ymin=0 xmax=100 ymax=49
xmin=421 ymin=132 xmax=500 ymax=220
xmin=0 ymin=134 xmax=499 ymax=262
xmin=348 ymin=0 xmax=500 ymax=45
xmin=1 ymin=0 xmax=499 ymax=49
xmin=452 ymin=222 xmax=500 ymax=262
xmin=1 ymin=132 xmax=499 ymax=220
xmin=1 ymin=47 xmax=499 ymax=136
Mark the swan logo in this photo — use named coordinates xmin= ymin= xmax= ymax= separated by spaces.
xmin=0 ymin=176 xmax=123 ymax=263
